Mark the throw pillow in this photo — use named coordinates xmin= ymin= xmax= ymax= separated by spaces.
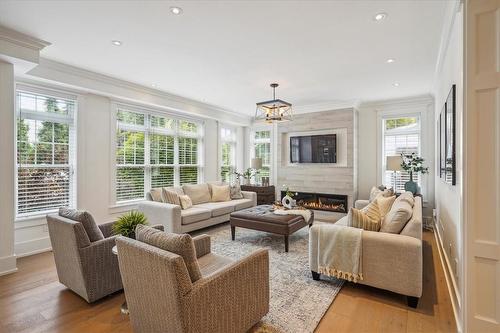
xmin=149 ymin=188 xmax=164 ymax=203
xmin=348 ymin=207 xmax=381 ymax=231
xmin=179 ymin=195 xmax=193 ymax=210
xmin=369 ymin=186 xmax=394 ymax=202
xmin=360 ymin=199 xmax=381 ymax=222
xmin=380 ymin=200 xmax=413 ymax=234
xmin=230 ymin=183 xmax=244 ymax=199
xmin=397 ymin=191 xmax=415 ymax=207
xmin=182 ymin=184 xmax=211 ymax=205
xmin=211 ymin=184 xmax=231 ymax=202
xmin=376 ymin=195 xmax=396 ymax=220
xmin=162 ymin=188 xmax=181 ymax=206
xmin=59 ymin=207 xmax=104 ymax=242
xmin=135 ymin=224 xmax=202 ymax=282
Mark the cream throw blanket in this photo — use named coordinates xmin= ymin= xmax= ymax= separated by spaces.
xmin=273 ymin=208 xmax=312 ymax=223
xmin=317 ymin=224 xmax=363 ymax=283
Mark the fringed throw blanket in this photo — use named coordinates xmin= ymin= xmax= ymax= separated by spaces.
xmin=317 ymin=224 xmax=363 ymax=283
xmin=273 ymin=208 xmax=312 ymax=224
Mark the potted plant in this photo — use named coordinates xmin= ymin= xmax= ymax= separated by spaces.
xmin=242 ymin=168 xmax=256 ymax=185
xmin=112 ymin=211 xmax=148 ymax=239
xmin=400 ymin=153 xmax=429 ymax=194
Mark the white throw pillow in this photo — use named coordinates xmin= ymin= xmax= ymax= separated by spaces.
xmin=211 ymin=184 xmax=231 ymax=202
xmin=182 ymin=184 xmax=211 ymax=205
xmin=380 ymin=200 xmax=413 ymax=234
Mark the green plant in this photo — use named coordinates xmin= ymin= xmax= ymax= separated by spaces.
xmin=400 ymin=153 xmax=429 ymax=181
xmin=282 ymin=185 xmax=295 ymax=198
xmin=112 ymin=211 xmax=148 ymax=238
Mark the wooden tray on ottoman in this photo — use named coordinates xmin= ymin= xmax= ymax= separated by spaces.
xmin=229 ymin=205 xmax=313 ymax=252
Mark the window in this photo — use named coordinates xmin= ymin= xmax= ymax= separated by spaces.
xmin=220 ymin=127 xmax=236 ymax=183
xmin=382 ymin=116 xmax=421 ymax=192
xmin=250 ymin=130 xmax=271 ymax=183
xmin=115 ymin=107 xmax=203 ymax=202
xmin=16 ymin=89 xmax=77 ymax=217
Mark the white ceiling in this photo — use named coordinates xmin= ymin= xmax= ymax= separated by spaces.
xmin=0 ymin=0 xmax=449 ymax=115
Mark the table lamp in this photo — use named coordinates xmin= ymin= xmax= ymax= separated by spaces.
xmin=386 ymin=155 xmax=402 ymax=192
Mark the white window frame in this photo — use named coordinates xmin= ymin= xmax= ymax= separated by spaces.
xmin=112 ymin=102 xmax=204 ymax=204
xmin=249 ymin=126 xmax=273 ymax=184
xmin=14 ymin=84 xmax=78 ymax=219
xmin=219 ymin=124 xmax=237 ymax=183
xmin=377 ymin=108 xmax=428 ymax=197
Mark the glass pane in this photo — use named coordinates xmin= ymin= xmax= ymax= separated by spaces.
xmin=117 ymin=110 xmax=145 ymax=126
xmin=179 ymin=137 xmax=198 ymax=165
xmin=150 ymin=115 xmax=175 ymax=130
xmin=18 ymin=92 xmax=72 ymax=115
xmin=53 ymin=123 xmax=69 ymax=143
xmin=36 ymin=143 xmax=53 ymax=164
xmin=17 ymin=167 xmax=70 ymax=215
xmin=151 ymin=166 xmax=174 ymax=188
xmin=221 ymin=166 xmax=233 ymax=183
xmin=179 ymin=120 xmax=198 ymax=134
xmin=54 ymin=144 xmax=69 ymax=164
xmin=254 ymin=142 xmax=270 ymax=166
xmin=116 ymin=130 xmax=145 ymax=165
xmin=254 ymin=130 xmax=270 ymax=140
xmin=37 ymin=121 xmax=53 ymax=143
xmin=385 ymin=117 xmax=419 ymax=131
xmin=179 ymin=166 xmax=198 ymax=185
xmin=150 ymin=134 xmax=174 ymax=165
xmin=116 ymin=167 xmax=145 ymax=201
xmin=221 ymin=143 xmax=232 ymax=166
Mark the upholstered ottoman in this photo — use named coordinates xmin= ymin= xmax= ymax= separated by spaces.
xmin=229 ymin=205 xmax=314 ymax=252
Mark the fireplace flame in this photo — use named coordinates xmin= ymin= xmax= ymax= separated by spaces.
xmin=297 ymin=199 xmax=345 ymax=213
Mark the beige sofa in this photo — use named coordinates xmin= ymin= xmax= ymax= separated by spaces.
xmin=138 ymin=183 xmax=257 ymax=233
xmin=309 ymin=196 xmax=423 ymax=308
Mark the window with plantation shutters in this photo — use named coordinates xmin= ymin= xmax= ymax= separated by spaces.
xmin=382 ymin=116 xmax=421 ymax=192
xmin=115 ymin=106 xmax=203 ymax=202
xmin=220 ymin=127 xmax=236 ymax=183
xmin=16 ymin=88 xmax=77 ymax=217
xmin=250 ymin=130 xmax=271 ymax=183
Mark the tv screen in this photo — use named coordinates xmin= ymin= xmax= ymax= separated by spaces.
xmin=290 ymin=134 xmax=336 ymax=163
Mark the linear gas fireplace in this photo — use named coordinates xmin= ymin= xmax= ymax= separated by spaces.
xmin=280 ymin=191 xmax=348 ymax=213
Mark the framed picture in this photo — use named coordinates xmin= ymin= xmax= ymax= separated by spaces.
xmin=445 ymin=85 xmax=456 ymax=185
xmin=440 ymin=105 xmax=446 ymax=178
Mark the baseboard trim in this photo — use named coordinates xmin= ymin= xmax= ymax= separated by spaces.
xmin=15 ymin=236 xmax=52 ymax=258
xmin=0 ymin=255 xmax=17 ymax=276
xmin=433 ymin=227 xmax=462 ymax=333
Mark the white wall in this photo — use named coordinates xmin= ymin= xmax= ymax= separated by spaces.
xmin=432 ymin=1 xmax=463 ymax=326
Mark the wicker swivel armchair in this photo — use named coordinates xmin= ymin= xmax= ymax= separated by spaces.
xmin=46 ymin=211 xmax=123 ymax=303
xmin=116 ymin=233 xmax=270 ymax=333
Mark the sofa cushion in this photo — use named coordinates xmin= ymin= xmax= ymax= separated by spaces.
xmin=196 ymin=201 xmax=235 ymax=217
xmin=231 ymin=198 xmax=254 ymax=211
xmin=211 ymin=184 xmax=231 ymax=202
xmin=59 ymin=207 xmax=104 ymax=242
xmin=149 ymin=188 xmax=164 ymax=202
xmin=179 ymin=195 xmax=193 ymax=210
xmin=135 ymin=224 xmax=202 ymax=282
xmin=162 ymin=189 xmax=181 ymax=206
xmin=183 ymin=184 xmax=211 ymax=205
xmin=380 ymin=200 xmax=413 ymax=234
xmin=181 ymin=207 xmax=212 ymax=225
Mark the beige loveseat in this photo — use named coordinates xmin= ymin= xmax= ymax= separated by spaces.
xmin=309 ymin=196 xmax=423 ymax=308
xmin=138 ymin=183 xmax=257 ymax=233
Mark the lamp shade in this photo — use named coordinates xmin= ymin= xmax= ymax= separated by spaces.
xmin=251 ymin=158 xmax=263 ymax=169
xmin=386 ymin=155 xmax=402 ymax=171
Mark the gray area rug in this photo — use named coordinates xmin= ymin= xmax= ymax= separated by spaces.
xmin=194 ymin=223 xmax=344 ymax=333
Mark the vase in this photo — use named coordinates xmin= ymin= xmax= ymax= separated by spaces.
xmin=282 ymin=195 xmax=295 ymax=209
xmin=245 ymin=178 xmax=251 ymax=185
xmin=404 ymin=172 xmax=418 ymax=194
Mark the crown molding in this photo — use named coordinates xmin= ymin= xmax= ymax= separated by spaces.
xmin=0 ymin=25 xmax=50 ymax=51
xmin=293 ymin=100 xmax=360 ymax=114
xmin=27 ymin=58 xmax=252 ymax=126
xmin=358 ymin=94 xmax=434 ymax=111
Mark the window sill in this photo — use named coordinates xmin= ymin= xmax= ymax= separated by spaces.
xmin=15 ymin=214 xmax=50 ymax=230
xmin=108 ymin=200 xmax=143 ymax=215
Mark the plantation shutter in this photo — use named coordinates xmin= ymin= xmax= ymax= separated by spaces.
xmin=16 ymin=88 xmax=77 ymax=217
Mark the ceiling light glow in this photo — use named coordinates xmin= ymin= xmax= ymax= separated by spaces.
xmin=386 ymin=58 xmax=395 ymax=63
xmin=170 ymin=6 xmax=183 ymax=15
xmin=393 ymin=82 xmax=400 ymax=87
xmin=374 ymin=12 xmax=387 ymax=21
xmin=111 ymin=40 xmax=122 ymax=46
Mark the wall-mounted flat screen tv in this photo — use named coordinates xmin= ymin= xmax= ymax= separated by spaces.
xmin=290 ymin=134 xmax=336 ymax=163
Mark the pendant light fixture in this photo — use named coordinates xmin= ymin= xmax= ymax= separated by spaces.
xmin=255 ymin=83 xmax=293 ymax=123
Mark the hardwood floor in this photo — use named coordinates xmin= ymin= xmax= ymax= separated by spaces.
xmin=0 ymin=230 xmax=456 ymax=333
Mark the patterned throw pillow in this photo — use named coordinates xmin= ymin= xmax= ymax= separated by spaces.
xmin=135 ymin=224 xmax=202 ymax=282
xmin=376 ymin=195 xmax=396 ymax=220
xmin=162 ymin=188 xmax=181 ymax=206
xmin=348 ymin=206 xmax=381 ymax=232
xmin=179 ymin=195 xmax=193 ymax=210
xmin=230 ymin=183 xmax=244 ymax=199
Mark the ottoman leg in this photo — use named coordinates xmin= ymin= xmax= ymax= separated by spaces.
xmin=284 ymin=235 xmax=289 ymax=252
xmin=312 ymin=271 xmax=320 ymax=280
xmin=231 ymin=225 xmax=235 ymax=240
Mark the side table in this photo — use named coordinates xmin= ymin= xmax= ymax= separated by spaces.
xmin=241 ymin=185 xmax=276 ymax=205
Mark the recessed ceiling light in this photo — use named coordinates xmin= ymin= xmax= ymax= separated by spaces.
xmin=111 ymin=40 xmax=122 ymax=46
xmin=393 ymin=82 xmax=400 ymax=87
xmin=386 ymin=58 xmax=395 ymax=63
xmin=374 ymin=12 xmax=387 ymax=21
xmin=170 ymin=6 xmax=183 ymax=15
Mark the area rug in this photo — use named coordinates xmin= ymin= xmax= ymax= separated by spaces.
xmin=193 ymin=223 xmax=344 ymax=333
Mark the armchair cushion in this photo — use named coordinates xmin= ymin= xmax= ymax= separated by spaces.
xmin=59 ymin=207 xmax=104 ymax=242
xmin=135 ymin=224 xmax=202 ymax=282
